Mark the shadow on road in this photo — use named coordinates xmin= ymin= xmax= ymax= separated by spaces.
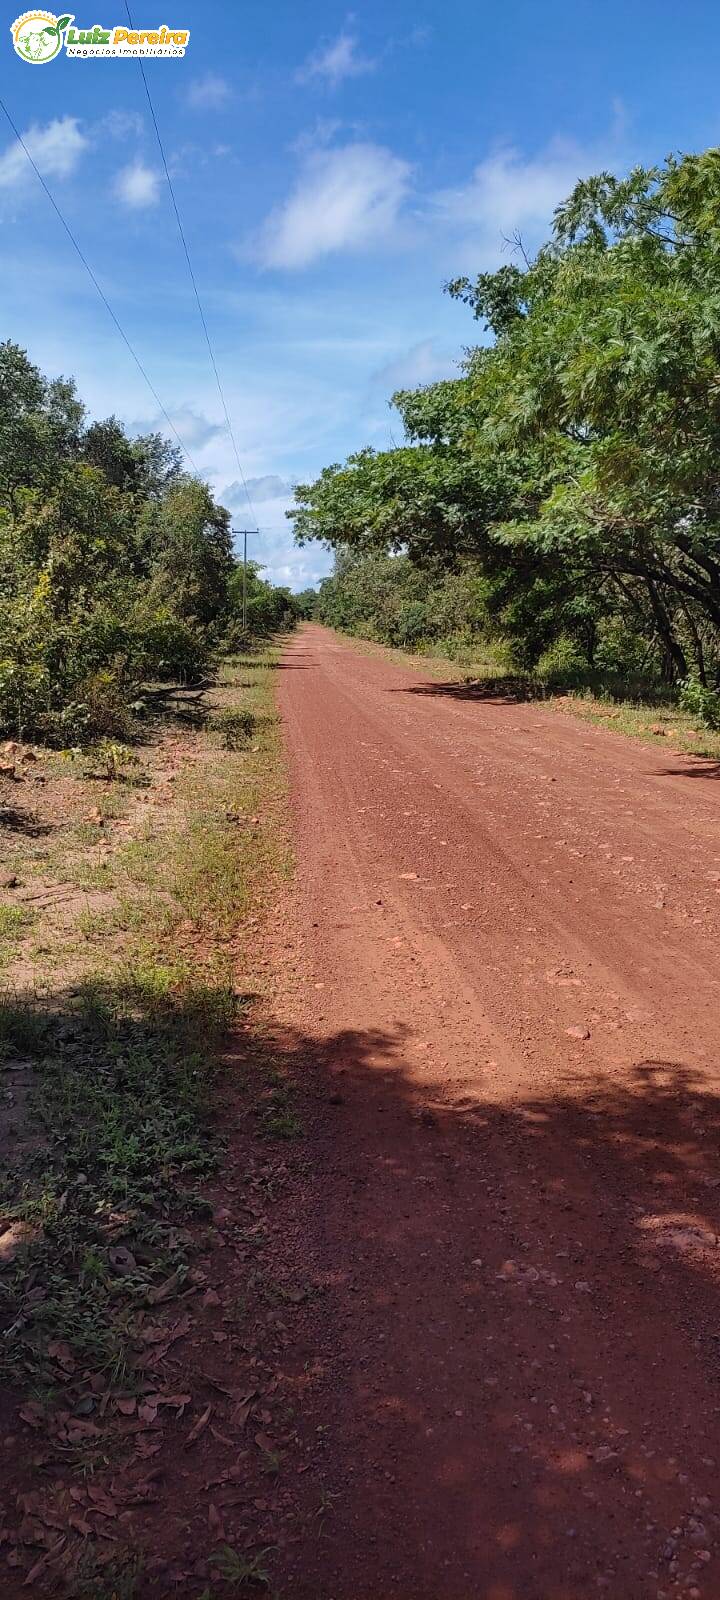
xmin=660 ymin=758 xmax=720 ymax=780
xmin=266 ymin=1019 xmax=720 ymax=1598
xmin=2 ymin=982 xmax=720 ymax=1596
xmin=393 ymin=674 xmax=546 ymax=704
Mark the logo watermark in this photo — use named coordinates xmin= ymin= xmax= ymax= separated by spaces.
xmin=11 ymin=10 xmax=190 ymax=61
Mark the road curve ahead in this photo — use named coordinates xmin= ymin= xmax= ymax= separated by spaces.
xmin=276 ymin=623 xmax=720 ymax=1600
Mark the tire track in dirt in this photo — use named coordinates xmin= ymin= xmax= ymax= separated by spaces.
xmin=274 ymin=625 xmax=720 ymax=1600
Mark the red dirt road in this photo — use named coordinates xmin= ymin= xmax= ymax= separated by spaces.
xmin=275 ymin=625 xmax=720 ymax=1600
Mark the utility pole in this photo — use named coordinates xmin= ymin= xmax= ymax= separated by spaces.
xmin=234 ymin=530 xmax=258 ymax=634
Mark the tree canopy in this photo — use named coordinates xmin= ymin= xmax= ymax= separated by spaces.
xmin=291 ymin=148 xmax=720 ymax=689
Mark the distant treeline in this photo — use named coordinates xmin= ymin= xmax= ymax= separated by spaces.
xmin=0 ymin=342 xmax=301 ymax=741
xmin=293 ymin=149 xmax=720 ymax=712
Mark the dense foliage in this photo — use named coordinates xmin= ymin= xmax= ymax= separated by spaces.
xmin=292 ymin=149 xmax=720 ymax=698
xmin=226 ymin=559 xmax=299 ymax=640
xmin=0 ymin=343 xmax=297 ymax=740
xmin=317 ymin=548 xmax=499 ymax=659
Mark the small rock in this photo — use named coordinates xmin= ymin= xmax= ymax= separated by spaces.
xmin=566 ymin=1026 xmax=590 ymax=1041
xmin=108 ymin=1245 xmax=137 ymax=1275
xmin=0 ymin=1220 xmax=41 ymax=1266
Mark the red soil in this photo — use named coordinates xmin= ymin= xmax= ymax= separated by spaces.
xmin=273 ymin=624 xmax=720 ymax=1600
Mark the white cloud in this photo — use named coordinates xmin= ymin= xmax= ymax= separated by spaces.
xmin=130 ymin=405 xmax=225 ymax=451
xmin=98 ymin=109 xmax=144 ymax=140
xmin=186 ymin=74 xmax=231 ymax=110
xmin=298 ymin=29 xmax=375 ymax=88
xmin=114 ymin=160 xmax=161 ymax=209
xmin=374 ymin=339 xmax=458 ymax=392
xmin=257 ymin=141 xmax=412 ymax=269
xmin=223 ymin=474 xmax=295 ymax=504
xmin=0 ymin=116 xmax=88 ymax=189
xmin=431 ymin=137 xmax=614 ymax=262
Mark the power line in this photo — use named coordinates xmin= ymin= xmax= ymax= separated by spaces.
xmin=0 ymin=94 xmax=200 ymax=474
xmin=125 ymin=1 xmax=258 ymax=534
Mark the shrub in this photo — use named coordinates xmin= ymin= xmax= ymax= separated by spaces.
xmin=133 ymin=612 xmax=208 ymax=684
xmin=679 ymin=676 xmax=720 ymax=730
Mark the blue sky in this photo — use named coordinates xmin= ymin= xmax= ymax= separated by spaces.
xmin=2 ymin=0 xmax=717 ymax=587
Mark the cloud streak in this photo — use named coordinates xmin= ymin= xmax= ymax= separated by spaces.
xmin=374 ymin=339 xmax=459 ymax=393
xmin=0 ymin=117 xmax=88 ymax=189
xmin=223 ymin=474 xmax=295 ymax=504
xmin=251 ymin=119 xmax=625 ymax=274
xmin=257 ymin=141 xmax=412 ymax=269
xmin=297 ymin=29 xmax=376 ymax=88
xmin=186 ymin=74 xmax=231 ymax=110
xmin=430 ymin=135 xmax=622 ymax=263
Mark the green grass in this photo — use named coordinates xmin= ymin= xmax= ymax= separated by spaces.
xmin=209 ymin=1543 xmax=274 ymax=1589
xmin=0 ymin=902 xmax=33 ymax=965
xmin=70 ymin=1548 xmax=145 ymax=1599
xmin=75 ymin=894 xmax=177 ymax=941
xmin=0 ymin=964 xmax=236 ymax=1387
xmin=258 ymin=1077 xmax=302 ymax=1141
xmin=208 ymin=704 xmax=257 ymax=749
xmin=555 ymin=687 xmax=720 ymax=758
xmin=118 ymin=649 xmax=290 ymax=934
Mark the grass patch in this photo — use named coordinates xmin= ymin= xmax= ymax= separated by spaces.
xmin=555 ymin=688 xmax=720 ymax=758
xmin=208 ymin=705 xmax=257 ymax=749
xmin=76 ymin=894 xmax=177 ymax=941
xmin=0 ymin=640 xmax=291 ymax=1397
xmin=70 ymin=1548 xmax=145 ymax=1600
xmin=0 ymin=902 xmax=32 ymax=965
xmin=259 ymin=1079 xmax=303 ymax=1141
xmin=209 ymin=1544 xmax=274 ymax=1589
xmin=0 ymin=965 xmax=235 ymax=1389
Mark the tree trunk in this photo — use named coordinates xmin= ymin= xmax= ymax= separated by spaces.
xmin=645 ymin=579 xmax=688 ymax=681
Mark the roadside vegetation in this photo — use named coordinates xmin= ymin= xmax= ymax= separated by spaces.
xmin=292 ymin=149 xmax=720 ymax=743
xmin=0 ymin=641 xmax=299 ymax=1593
xmin=0 ymin=352 xmax=312 ymax=1590
xmin=0 ymin=339 xmax=305 ymax=744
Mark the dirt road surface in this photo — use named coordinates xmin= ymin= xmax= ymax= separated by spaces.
xmin=274 ymin=625 xmax=720 ymax=1600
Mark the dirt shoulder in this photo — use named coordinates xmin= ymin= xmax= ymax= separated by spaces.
xmin=0 ymin=645 xmax=319 ymax=1598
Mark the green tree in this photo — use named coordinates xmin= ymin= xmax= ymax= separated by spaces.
xmin=0 ymin=341 xmax=84 ymax=513
xmin=142 ymin=478 xmax=234 ymax=629
xmin=292 ymin=146 xmax=720 ymax=686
